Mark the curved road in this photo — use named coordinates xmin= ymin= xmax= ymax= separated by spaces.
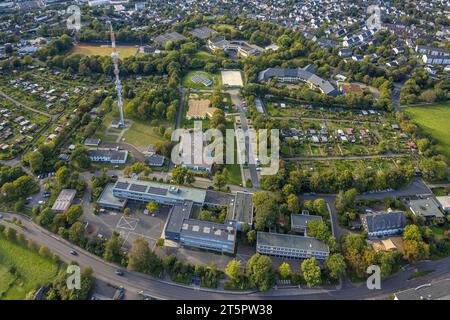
xmin=2 ymin=211 xmax=450 ymax=300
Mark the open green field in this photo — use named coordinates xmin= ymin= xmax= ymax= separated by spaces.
xmin=122 ymin=120 xmax=170 ymax=150
xmin=182 ymin=70 xmax=219 ymax=90
xmin=0 ymin=235 xmax=58 ymax=300
xmin=404 ymin=103 xmax=450 ymax=160
xmin=71 ymin=44 xmax=138 ymax=59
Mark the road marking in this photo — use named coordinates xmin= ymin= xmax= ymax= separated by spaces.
xmin=116 ymin=216 xmax=138 ymax=230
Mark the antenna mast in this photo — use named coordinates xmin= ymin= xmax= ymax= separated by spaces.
xmin=107 ymin=20 xmax=125 ymax=128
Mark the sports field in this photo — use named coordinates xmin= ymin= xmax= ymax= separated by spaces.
xmin=404 ymin=102 xmax=450 ymax=160
xmin=0 ymin=235 xmax=58 ymax=300
xmin=71 ymin=44 xmax=138 ymax=58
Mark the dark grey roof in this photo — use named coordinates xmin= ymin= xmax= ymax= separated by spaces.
xmin=146 ymin=154 xmax=165 ymax=166
xmin=360 ymin=211 xmax=406 ymax=233
xmin=258 ymin=67 xmax=339 ymax=96
xmin=181 ymin=219 xmax=236 ymax=243
xmin=394 ymin=278 xmax=450 ymax=300
xmin=165 ymin=200 xmax=193 ymax=234
xmin=228 ymin=192 xmax=253 ymax=225
xmin=257 ymin=232 xmax=329 ymax=253
xmin=291 ymin=214 xmax=322 ymax=229
xmin=188 ymin=26 xmax=217 ymax=39
xmin=87 ymin=149 xmax=128 ymax=162
xmin=84 ymin=138 xmax=101 ymax=146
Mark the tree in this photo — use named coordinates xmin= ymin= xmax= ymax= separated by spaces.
xmin=68 ymin=222 xmax=85 ymax=245
xmin=103 ymin=231 xmax=123 ymax=263
xmin=172 ymin=166 xmax=186 ymax=184
xmin=127 ymin=237 xmax=163 ymax=277
xmin=247 ymin=229 xmax=256 ymax=245
xmin=419 ymin=158 xmax=448 ymax=182
xmin=210 ymin=109 xmax=226 ymax=129
xmin=253 ymin=192 xmax=278 ymax=230
xmin=28 ymin=151 xmax=44 ymax=174
xmin=38 ymin=246 xmax=51 ymax=258
xmin=124 ymin=208 xmax=131 ymax=216
xmin=146 ymin=201 xmax=159 ymax=213
xmin=307 ymin=220 xmax=331 ymax=243
xmin=335 ymin=188 xmax=357 ymax=215
xmin=225 ymin=259 xmax=241 ymax=281
xmin=66 ymin=205 xmax=83 ymax=226
xmin=213 ymin=172 xmax=227 ymax=189
xmin=325 ymin=253 xmax=346 ymax=280
xmin=403 ymin=240 xmax=430 ymax=263
xmin=246 ymin=254 xmax=276 ymax=291
xmin=403 ymin=224 xmax=422 ymax=242
xmin=70 ymin=146 xmax=91 ymax=169
xmin=4 ymin=227 xmax=17 ymax=241
xmin=313 ymin=198 xmax=328 ymax=216
xmin=37 ymin=208 xmax=56 ymax=228
xmin=279 ymin=262 xmax=292 ymax=280
xmin=301 ymin=258 xmax=322 ymax=288
xmin=287 ymin=194 xmax=299 ymax=213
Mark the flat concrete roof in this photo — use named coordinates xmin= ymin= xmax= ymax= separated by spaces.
xmin=436 ymin=196 xmax=450 ymax=211
xmin=181 ymin=219 xmax=236 ymax=243
xmin=409 ymin=198 xmax=444 ymax=218
xmin=228 ymin=192 xmax=253 ymax=225
xmin=97 ymin=183 xmax=127 ymax=209
xmin=257 ymin=232 xmax=329 ymax=253
xmin=51 ymin=189 xmax=76 ymax=212
xmin=113 ymin=178 xmax=207 ymax=204
xmin=165 ymin=200 xmax=193 ymax=234
xmin=291 ymin=214 xmax=322 ymax=229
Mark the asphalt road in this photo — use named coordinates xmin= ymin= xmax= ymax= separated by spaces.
xmin=2 ymin=209 xmax=450 ymax=300
xmin=229 ymin=90 xmax=260 ymax=188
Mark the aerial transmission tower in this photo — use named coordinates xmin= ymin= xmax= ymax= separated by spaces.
xmin=107 ymin=20 xmax=125 ymax=128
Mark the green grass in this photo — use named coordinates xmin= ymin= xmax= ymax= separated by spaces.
xmin=71 ymin=44 xmax=138 ymax=58
xmin=0 ymin=235 xmax=58 ymax=300
xmin=182 ymin=70 xmax=219 ymax=90
xmin=408 ymin=269 xmax=434 ymax=280
xmin=122 ymin=120 xmax=170 ymax=150
xmin=404 ymin=103 xmax=450 ymax=160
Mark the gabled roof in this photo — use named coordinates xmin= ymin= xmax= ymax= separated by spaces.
xmin=360 ymin=211 xmax=406 ymax=233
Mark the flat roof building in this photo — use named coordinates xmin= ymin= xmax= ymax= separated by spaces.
xmin=257 ymin=232 xmax=330 ymax=260
xmin=180 ymin=219 xmax=236 ymax=254
xmin=435 ymin=196 xmax=450 ymax=212
xmin=97 ymin=183 xmax=127 ymax=210
xmin=227 ymin=192 xmax=253 ymax=230
xmin=88 ymin=149 xmax=128 ymax=164
xmin=409 ymin=198 xmax=444 ymax=220
xmin=291 ymin=214 xmax=323 ymax=234
xmin=112 ymin=178 xmax=206 ymax=205
xmin=51 ymin=189 xmax=76 ymax=212
xmin=97 ymin=179 xmax=252 ymax=255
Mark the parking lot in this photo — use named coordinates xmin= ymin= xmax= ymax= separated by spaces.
xmin=84 ymin=204 xmax=171 ymax=250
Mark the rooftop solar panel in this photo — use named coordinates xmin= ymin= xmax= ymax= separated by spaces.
xmin=115 ymin=181 xmax=129 ymax=190
xmin=129 ymin=184 xmax=147 ymax=192
xmin=147 ymin=186 xmax=168 ymax=196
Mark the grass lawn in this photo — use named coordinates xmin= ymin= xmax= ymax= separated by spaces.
xmin=404 ymin=103 xmax=450 ymax=160
xmin=182 ymin=70 xmax=219 ymax=90
xmin=71 ymin=44 xmax=138 ymax=59
xmin=0 ymin=235 xmax=58 ymax=300
xmin=122 ymin=120 xmax=170 ymax=150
